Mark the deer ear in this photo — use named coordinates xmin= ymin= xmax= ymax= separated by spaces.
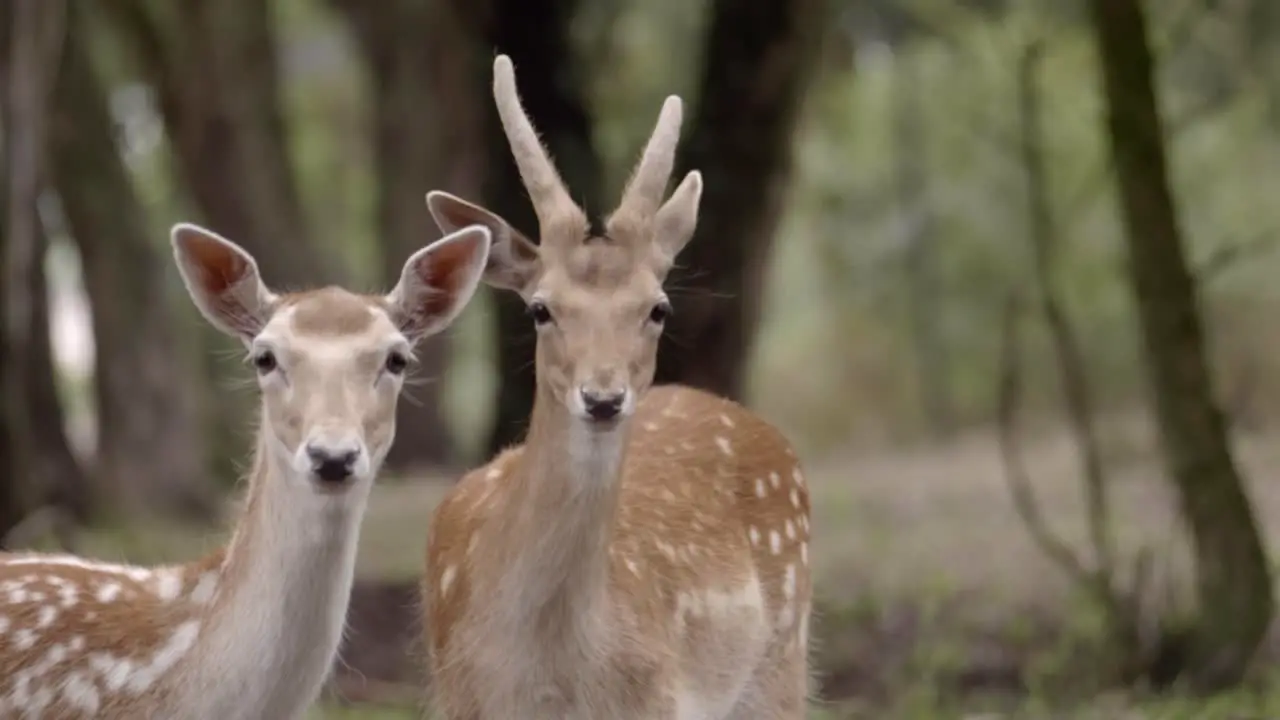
xmin=171 ymin=223 xmax=276 ymax=342
xmin=426 ymin=191 xmax=541 ymax=294
xmin=652 ymin=170 xmax=702 ymax=274
xmin=386 ymin=225 xmax=491 ymax=343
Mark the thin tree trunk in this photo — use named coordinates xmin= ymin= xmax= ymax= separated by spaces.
xmin=482 ymin=0 xmax=603 ymax=456
xmin=1088 ymin=0 xmax=1273 ymax=691
xmin=653 ymin=0 xmax=825 ymax=400
xmin=25 ymin=227 xmax=91 ymax=523
xmin=49 ymin=7 xmax=212 ymax=521
xmin=894 ymin=52 xmax=952 ymax=439
xmin=332 ymin=0 xmax=486 ymax=471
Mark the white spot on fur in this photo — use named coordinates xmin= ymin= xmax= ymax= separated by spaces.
xmin=783 ymin=564 xmax=797 ymax=599
xmin=96 ymin=582 xmax=122 ymax=603
xmin=13 ymin=628 xmax=37 ymax=650
xmin=625 ymin=559 xmax=640 ymax=577
xmin=49 ymin=576 xmax=78 ymax=608
xmin=748 ymin=526 xmax=761 ymax=546
xmin=790 ymin=488 xmax=800 ymax=508
xmin=801 ymin=542 xmax=809 ymax=566
xmin=714 ymin=436 xmax=733 ymax=456
xmin=718 ymin=413 xmax=734 ymax=428
xmin=127 ymin=620 xmax=201 ymax=692
xmin=785 ymin=519 xmax=796 ymax=540
xmin=769 ymin=530 xmax=781 ymax=555
xmin=439 ymin=565 xmax=457 ymax=597
xmin=155 ymin=569 xmax=183 ymax=601
xmin=755 ymin=478 xmax=767 ymax=498
xmin=63 ymin=672 xmax=100 ymax=714
xmin=643 ymin=422 xmax=658 ymax=431
xmin=792 ymin=468 xmax=805 ymax=487
xmin=190 ymin=572 xmax=219 ymax=605
xmin=36 ymin=606 xmax=57 ymax=628
xmin=769 ymin=471 xmax=781 ymax=489
xmin=466 ymin=534 xmax=480 ymax=556
xmin=485 ymin=467 xmax=503 ymax=480
xmin=0 ymin=615 xmax=9 ymax=635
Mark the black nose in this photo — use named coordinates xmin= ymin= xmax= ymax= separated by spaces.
xmin=580 ymin=389 xmax=625 ymax=421
xmin=306 ymin=446 xmax=359 ymax=483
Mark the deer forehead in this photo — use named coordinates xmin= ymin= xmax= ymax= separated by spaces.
xmin=541 ymin=239 xmax=663 ymax=293
xmin=260 ymin=289 xmax=403 ymax=360
xmin=538 ymin=269 xmax=664 ymax=317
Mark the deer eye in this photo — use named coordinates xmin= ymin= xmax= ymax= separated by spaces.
xmin=527 ymin=301 xmax=554 ymax=326
xmin=252 ymin=350 xmax=278 ymax=375
xmin=648 ymin=301 xmax=673 ymax=325
xmin=385 ymin=351 xmax=409 ymax=375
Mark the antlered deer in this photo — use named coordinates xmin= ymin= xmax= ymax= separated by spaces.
xmin=0 ymin=223 xmax=491 ymax=718
xmin=422 ymin=55 xmax=813 ymax=719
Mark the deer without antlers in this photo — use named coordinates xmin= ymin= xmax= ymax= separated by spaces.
xmin=422 ymin=55 xmax=813 ymax=719
xmin=0 ymin=223 xmax=491 ymax=718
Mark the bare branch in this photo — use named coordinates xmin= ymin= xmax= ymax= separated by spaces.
xmin=1017 ymin=42 xmax=1117 ymax=585
xmin=1194 ymin=232 xmax=1280 ymax=283
xmin=997 ymin=293 xmax=1090 ymax=584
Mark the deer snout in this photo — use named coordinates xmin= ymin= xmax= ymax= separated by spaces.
xmin=297 ymin=433 xmax=369 ymax=487
xmin=573 ymin=373 xmax=634 ymax=424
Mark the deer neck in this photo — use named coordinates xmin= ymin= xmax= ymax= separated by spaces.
xmin=488 ymin=384 xmax=629 ymax=640
xmin=177 ymin=414 xmax=369 ymax=717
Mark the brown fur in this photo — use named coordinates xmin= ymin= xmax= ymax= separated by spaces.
xmin=419 ymin=53 xmax=809 ymax=720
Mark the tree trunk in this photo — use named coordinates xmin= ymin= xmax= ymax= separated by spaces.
xmin=481 ymin=0 xmax=603 ymax=455
xmin=105 ymin=0 xmax=327 ymax=288
xmin=1088 ymin=0 xmax=1274 ymax=691
xmin=332 ymin=0 xmax=486 ymax=472
xmin=25 ymin=227 xmax=91 ymax=523
xmin=105 ymin=0 xmax=332 ymax=487
xmin=49 ymin=7 xmax=212 ymax=521
xmin=1 ymin=0 xmax=66 ymax=543
xmin=894 ymin=52 xmax=953 ymax=439
xmin=652 ymin=0 xmax=825 ymax=400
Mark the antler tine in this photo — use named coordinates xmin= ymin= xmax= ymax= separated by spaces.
xmin=616 ymin=95 xmax=684 ymax=221
xmin=492 ymin=55 xmax=577 ymax=227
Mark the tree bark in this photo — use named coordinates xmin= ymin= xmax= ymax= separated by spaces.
xmin=1088 ymin=0 xmax=1274 ymax=691
xmin=652 ymin=0 xmax=825 ymax=400
xmin=105 ymin=0 xmax=326 ymax=288
xmin=49 ymin=6 xmax=212 ymax=521
xmin=332 ymin=0 xmax=486 ymax=471
xmin=1 ymin=0 xmax=66 ymax=542
xmin=105 ymin=0 xmax=333 ymax=487
xmin=481 ymin=0 xmax=603 ymax=455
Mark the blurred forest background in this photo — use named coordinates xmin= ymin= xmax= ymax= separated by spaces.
xmin=6 ymin=0 xmax=1280 ymax=717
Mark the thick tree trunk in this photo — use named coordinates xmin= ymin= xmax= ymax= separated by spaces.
xmin=106 ymin=0 xmax=332 ymax=487
xmin=49 ymin=9 xmax=212 ymax=521
xmin=332 ymin=0 xmax=486 ymax=471
xmin=1 ymin=0 xmax=65 ymax=542
xmin=652 ymin=0 xmax=825 ymax=400
xmin=1088 ymin=0 xmax=1273 ymax=691
xmin=482 ymin=0 xmax=603 ymax=455
xmin=106 ymin=0 xmax=326 ymax=288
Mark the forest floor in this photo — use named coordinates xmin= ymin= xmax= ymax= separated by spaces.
xmin=69 ymin=413 xmax=1280 ymax=718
